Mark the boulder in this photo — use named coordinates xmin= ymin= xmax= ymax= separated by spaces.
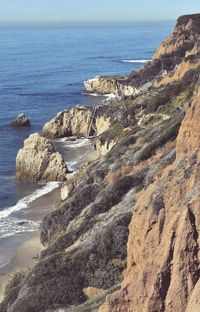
xmin=16 ymin=133 xmax=68 ymax=182
xmin=11 ymin=113 xmax=31 ymax=127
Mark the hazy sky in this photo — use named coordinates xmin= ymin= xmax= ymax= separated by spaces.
xmin=0 ymin=0 xmax=200 ymax=24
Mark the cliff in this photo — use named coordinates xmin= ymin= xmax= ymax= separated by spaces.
xmin=154 ymin=14 xmax=200 ymax=59
xmin=99 ymin=86 xmax=200 ymax=312
xmin=84 ymin=14 xmax=200 ymax=97
xmin=1 ymin=14 xmax=200 ymax=312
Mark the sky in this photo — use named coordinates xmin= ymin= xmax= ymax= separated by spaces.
xmin=0 ymin=0 xmax=200 ymax=24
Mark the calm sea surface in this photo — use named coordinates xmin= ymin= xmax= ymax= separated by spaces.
xmin=0 ymin=22 xmax=174 ymax=234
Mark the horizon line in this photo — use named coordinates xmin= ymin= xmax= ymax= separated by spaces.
xmin=0 ymin=19 xmax=176 ymax=27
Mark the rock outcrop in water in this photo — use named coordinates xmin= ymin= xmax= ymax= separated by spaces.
xmin=16 ymin=133 xmax=68 ymax=182
xmin=1 ymin=13 xmax=200 ymax=312
xmin=11 ymin=113 xmax=31 ymax=127
xmin=84 ymin=76 xmax=138 ymax=96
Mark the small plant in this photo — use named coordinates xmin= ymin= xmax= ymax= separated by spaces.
xmin=4 ymin=269 xmax=26 ymax=296
xmin=110 ymin=121 xmax=125 ymax=140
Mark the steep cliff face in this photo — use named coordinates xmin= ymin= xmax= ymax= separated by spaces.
xmin=99 ymin=88 xmax=200 ymax=312
xmin=16 ymin=133 xmax=68 ymax=182
xmin=154 ymin=14 xmax=200 ymax=59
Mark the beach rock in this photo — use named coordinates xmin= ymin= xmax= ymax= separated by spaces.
xmin=11 ymin=113 xmax=31 ymax=127
xmin=42 ymin=107 xmax=93 ymax=139
xmin=16 ymin=133 xmax=68 ymax=182
xmin=84 ymin=76 xmax=119 ymax=94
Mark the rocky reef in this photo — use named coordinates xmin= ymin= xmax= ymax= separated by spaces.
xmin=16 ymin=133 xmax=68 ymax=182
xmin=1 ymin=14 xmax=200 ymax=312
xmin=11 ymin=113 xmax=31 ymax=128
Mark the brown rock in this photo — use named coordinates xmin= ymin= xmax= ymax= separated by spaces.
xmin=154 ymin=14 xmax=200 ymax=59
xmin=99 ymin=89 xmax=200 ymax=311
xmin=16 ymin=133 xmax=68 ymax=182
xmin=42 ymin=107 xmax=93 ymax=139
xmin=83 ymin=287 xmax=103 ymax=299
xmin=176 ymin=86 xmax=200 ymax=156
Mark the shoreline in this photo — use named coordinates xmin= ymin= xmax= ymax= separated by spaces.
xmin=0 ymin=137 xmax=98 ymax=301
xmin=0 ymin=185 xmax=62 ymax=302
xmin=0 ymin=231 xmax=43 ymax=302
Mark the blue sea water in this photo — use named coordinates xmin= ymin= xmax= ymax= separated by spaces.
xmin=0 ymin=22 xmax=174 ymax=223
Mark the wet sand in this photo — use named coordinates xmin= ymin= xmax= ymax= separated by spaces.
xmin=0 ymin=186 xmax=62 ymax=302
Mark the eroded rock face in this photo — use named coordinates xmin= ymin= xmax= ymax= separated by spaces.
xmin=84 ymin=76 xmax=119 ymax=94
xmin=98 ymin=89 xmax=200 ymax=312
xmin=84 ymin=76 xmax=139 ymax=97
xmin=42 ymin=103 xmax=131 ymax=145
xmin=11 ymin=113 xmax=31 ymax=127
xmin=42 ymin=107 xmax=93 ymax=139
xmin=16 ymin=133 xmax=68 ymax=182
xmin=94 ymin=137 xmax=116 ymax=156
xmin=154 ymin=14 xmax=200 ymax=59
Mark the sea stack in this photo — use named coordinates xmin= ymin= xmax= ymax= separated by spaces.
xmin=16 ymin=133 xmax=68 ymax=182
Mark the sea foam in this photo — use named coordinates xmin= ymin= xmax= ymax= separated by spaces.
xmin=122 ymin=59 xmax=151 ymax=63
xmin=0 ymin=218 xmax=39 ymax=239
xmin=0 ymin=182 xmax=60 ymax=219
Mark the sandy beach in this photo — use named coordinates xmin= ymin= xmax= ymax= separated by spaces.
xmin=0 ymin=185 xmax=62 ymax=302
xmin=0 ymin=231 xmax=43 ymax=302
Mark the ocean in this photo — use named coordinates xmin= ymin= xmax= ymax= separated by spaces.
xmin=0 ymin=22 xmax=174 ymax=241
